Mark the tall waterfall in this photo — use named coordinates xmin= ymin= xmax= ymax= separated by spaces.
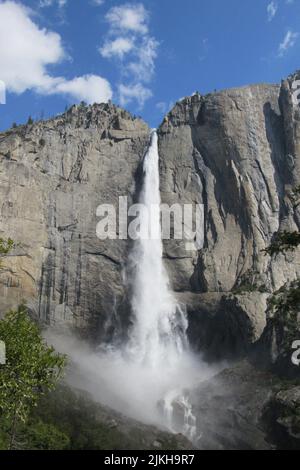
xmin=127 ymin=130 xmax=188 ymax=368
xmin=49 ymin=130 xmax=215 ymax=435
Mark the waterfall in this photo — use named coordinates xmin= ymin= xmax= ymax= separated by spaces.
xmin=127 ymin=130 xmax=188 ymax=368
xmin=50 ymin=130 xmax=216 ymax=438
xmin=120 ymin=129 xmax=199 ymax=432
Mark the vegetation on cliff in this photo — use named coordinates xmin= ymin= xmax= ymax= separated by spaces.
xmin=262 ymin=185 xmax=300 ymax=371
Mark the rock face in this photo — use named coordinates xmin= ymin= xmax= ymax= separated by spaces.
xmin=185 ymin=291 xmax=268 ymax=361
xmin=36 ymin=385 xmax=194 ymax=451
xmin=0 ymin=103 xmax=149 ymax=338
xmin=263 ymin=386 xmax=300 ymax=450
xmin=0 ymin=76 xmax=299 ymax=450
xmin=159 ymin=74 xmax=300 ymax=357
xmin=168 ymin=360 xmax=300 ymax=450
xmin=0 ymin=74 xmax=300 ymax=358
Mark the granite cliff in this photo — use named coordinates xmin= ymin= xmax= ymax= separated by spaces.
xmin=0 ymin=103 xmax=149 ymax=340
xmin=159 ymin=74 xmax=300 ymax=361
xmin=0 ymin=74 xmax=299 ymax=363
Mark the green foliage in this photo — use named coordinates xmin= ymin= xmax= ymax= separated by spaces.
xmin=0 ymin=307 xmax=66 ymax=448
xmin=263 ymin=186 xmax=300 ymax=363
xmin=264 ymin=230 xmax=300 ymax=256
xmin=0 ymin=383 xmax=187 ymax=450
xmin=0 ymin=238 xmax=14 ymax=256
xmin=19 ymin=419 xmax=70 ymax=450
xmin=0 ymin=238 xmax=14 ymax=270
xmin=232 ymin=269 xmax=267 ymax=294
xmin=267 ymin=280 xmax=300 ymax=352
xmin=290 ymin=185 xmax=300 ymax=209
xmin=28 ymin=385 xmax=185 ymax=450
xmin=0 ymin=307 xmax=66 ymax=422
xmin=33 ymin=386 xmax=130 ymax=450
xmin=268 ymin=280 xmax=300 ymax=317
xmin=264 ymin=185 xmax=300 ymax=256
xmin=27 ymin=116 xmax=34 ymax=125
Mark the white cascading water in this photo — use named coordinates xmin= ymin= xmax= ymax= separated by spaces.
xmin=126 ymin=130 xmax=188 ymax=368
xmin=48 ymin=130 xmax=215 ymax=438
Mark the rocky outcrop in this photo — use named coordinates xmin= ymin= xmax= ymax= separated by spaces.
xmin=28 ymin=383 xmax=194 ymax=450
xmin=184 ymin=291 xmax=268 ymax=360
xmin=254 ymin=279 xmax=300 ymax=377
xmin=262 ymin=386 xmax=300 ymax=450
xmin=159 ymin=74 xmax=300 ymax=359
xmin=0 ymin=103 xmax=149 ymax=338
xmin=168 ymin=360 xmax=299 ymax=450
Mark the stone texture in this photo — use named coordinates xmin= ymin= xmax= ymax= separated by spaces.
xmin=263 ymin=386 xmax=300 ymax=450
xmin=185 ymin=291 xmax=268 ymax=360
xmin=158 ymin=76 xmax=300 ymax=357
xmin=0 ymin=103 xmax=149 ymax=338
xmin=168 ymin=360 xmax=299 ymax=450
xmin=0 ymin=74 xmax=300 ymax=358
xmin=254 ymin=279 xmax=300 ymax=377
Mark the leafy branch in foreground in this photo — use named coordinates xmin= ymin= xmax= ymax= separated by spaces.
xmin=0 ymin=307 xmax=66 ymax=449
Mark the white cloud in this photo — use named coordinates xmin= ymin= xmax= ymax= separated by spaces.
xmin=105 ymin=3 xmax=148 ymax=34
xmin=91 ymin=0 xmax=105 ymax=5
xmin=100 ymin=3 xmax=158 ymax=108
xmin=118 ymin=83 xmax=152 ymax=108
xmin=54 ymin=75 xmax=112 ymax=103
xmin=278 ymin=29 xmax=299 ymax=56
xmin=126 ymin=36 xmax=158 ymax=82
xmin=267 ymin=1 xmax=278 ymax=21
xmin=100 ymin=37 xmax=134 ymax=59
xmin=0 ymin=1 xmax=65 ymax=93
xmin=0 ymin=1 xmax=112 ymax=104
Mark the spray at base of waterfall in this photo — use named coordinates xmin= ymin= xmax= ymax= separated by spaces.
xmin=45 ymin=329 xmax=216 ymax=433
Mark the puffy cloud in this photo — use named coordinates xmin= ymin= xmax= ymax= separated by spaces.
xmin=278 ymin=30 xmax=299 ymax=56
xmin=0 ymin=1 xmax=64 ymax=93
xmin=0 ymin=1 xmax=112 ymax=104
xmin=99 ymin=37 xmax=134 ymax=59
xmin=54 ymin=75 xmax=112 ymax=103
xmin=105 ymin=3 xmax=148 ymax=34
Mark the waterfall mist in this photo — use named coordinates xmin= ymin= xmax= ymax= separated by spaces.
xmin=46 ymin=131 xmax=217 ymax=435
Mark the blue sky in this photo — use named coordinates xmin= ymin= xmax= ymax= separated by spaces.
xmin=0 ymin=0 xmax=300 ymax=130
